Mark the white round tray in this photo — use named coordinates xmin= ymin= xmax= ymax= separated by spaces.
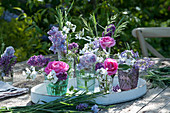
xmin=31 ymin=76 xmax=147 ymax=105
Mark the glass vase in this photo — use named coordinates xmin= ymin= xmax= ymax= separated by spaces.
xmin=46 ymin=77 xmax=69 ymax=96
xmin=57 ymin=51 xmax=66 ymax=61
xmin=76 ymin=70 xmax=95 ymax=92
xmin=97 ymin=74 xmax=113 ymax=93
xmin=118 ymin=68 xmax=139 ymax=91
xmin=0 ymin=71 xmax=13 ymax=85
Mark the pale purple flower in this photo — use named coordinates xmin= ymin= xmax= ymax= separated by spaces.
xmin=134 ymin=58 xmax=154 ymax=71
xmin=47 ymin=26 xmax=67 ymax=54
xmin=76 ymin=103 xmax=88 ymax=111
xmin=68 ymin=42 xmax=79 ymax=53
xmin=77 ymin=53 xmax=97 ymax=70
xmin=27 ymin=55 xmax=50 ymax=67
xmin=92 ymin=40 xmax=100 ymax=49
xmin=1 ymin=46 xmax=15 ymax=57
xmin=0 ymin=46 xmax=17 ymax=76
xmin=0 ymin=56 xmax=17 ymax=76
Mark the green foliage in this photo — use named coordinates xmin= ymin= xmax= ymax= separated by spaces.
xmin=0 ymin=89 xmax=112 ymax=112
xmin=143 ymin=67 xmax=170 ymax=88
xmin=0 ymin=0 xmax=169 ymax=61
xmin=0 ymin=19 xmax=50 ymax=62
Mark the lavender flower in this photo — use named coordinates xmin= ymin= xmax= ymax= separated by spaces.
xmin=77 ymin=53 xmax=97 ymax=71
xmin=102 ymin=24 xmax=116 ymax=37
xmin=92 ymin=39 xmax=100 ymax=49
xmin=68 ymin=42 xmax=79 ymax=53
xmin=56 ymin=72 xmax=68 ymax=81
xmin=119 ymin=50 xmax=139 ymax=66
xmin=27 ymin=55 xmax=50 ymax=67
xmin=47 ymin=26 xmax=67 ymax=54
xmin=76 ymin=103 xmax=88 ymax=111
xmin=113 ymin=85 xmax=120 ymax=92
xmin=0 ymin=55 xmax=17 ymax=76
xmin=118 ymin=50 xmax=154 ymax=71
xmin=135 ymin=58 xmax=154 ymax=71
xmin=1 ymin=46 xmax=15 ymax=57
xmin=95 ymin=63 xmax=104 ymax=71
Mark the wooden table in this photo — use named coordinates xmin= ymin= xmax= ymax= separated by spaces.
xmin=0 ymin=58 xmax=169 ymax=113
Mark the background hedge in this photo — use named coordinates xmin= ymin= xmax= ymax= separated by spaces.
xmin=0 ymin=0 xmax=169 ymax=62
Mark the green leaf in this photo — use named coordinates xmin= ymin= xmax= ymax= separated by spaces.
xmin=69 ymin=86 xmax=74 ymax=91
xmin=118 ymin=64 xmax=131 ymax=70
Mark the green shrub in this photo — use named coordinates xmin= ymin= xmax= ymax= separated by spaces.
xmin=0 ymin=19 xmax=50 ymax=62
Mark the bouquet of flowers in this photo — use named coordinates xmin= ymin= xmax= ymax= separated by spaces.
xmin=118 ymin=50 xmax=154 ymax=91
xmin=0 ymin=46 xmax=17 ymax=84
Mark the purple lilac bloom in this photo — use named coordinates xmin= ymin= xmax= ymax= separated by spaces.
xmin=27 ymin=55 xmax=50 ymax=67
xmin=77 ymin=53 xmax=97 ymax=70
xmin=47 ymin=26 xmax=67 ymax=54
xmin=68 ymin=42 xmax=79 ymax=53
xmin=134 ymin=58 xmax=154 ymax=71
xmin=95 ymin=63 xmax=104 ymax=71
xmin=92 ymin=39 xmax=100 ymax=49
xmin=102 ymin=24 xmax=116 ymax=37
xmin=119 ymin=50 xmax=139 ymax=65
xmin=0 ymin=46 xmax=17 ymax=76
xmin=113 ymin=85 xmax=120 ymax=92
xmin=0 ymin=56 xmax=17 ymax=76
xmin=1 ymin=46 xmax=15 ymax=57
xmin=56 ymin=72 xmax=68 ymax=81
xmin=76 ymin=103 xmax=88 ymax=111
xmin=120 ymin=50 xmax=139 ymax=59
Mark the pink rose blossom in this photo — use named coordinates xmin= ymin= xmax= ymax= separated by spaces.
xmin=45 ymin=61 xmax=69 ymax=74
xmin=104 ymin=58 xmax=118 ymax=75
xmin=99 ymin=36 xmax=116 ymax=49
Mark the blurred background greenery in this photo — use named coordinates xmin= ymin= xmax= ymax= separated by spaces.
xmin=0 ymin=0 xmax=169 ymax=62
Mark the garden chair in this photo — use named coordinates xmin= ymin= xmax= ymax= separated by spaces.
xmin=132 ymin=27 xmax=170 ymax=58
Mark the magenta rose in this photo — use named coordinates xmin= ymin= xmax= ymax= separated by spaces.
xmin=99 ymin=36 xmax=116 ymax=49
xmin=45 ymin=61 xmax=69 ymax=74
xmin=104 ymin=58 xmax=118 ymax=76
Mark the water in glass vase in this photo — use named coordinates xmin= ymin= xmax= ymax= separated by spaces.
xmin=76 ymin=71 xmax=95 ymax=92
xmin=0 ymin=71 xmax=13 ymax=85
xmin=46 ymin=77 xmax=69 ymax=96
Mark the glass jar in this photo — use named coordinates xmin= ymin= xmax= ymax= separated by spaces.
xmin=46 ymin=77 xmax=69 ymax=96
xmin=0 ymin=71 xmax=13 ymax=85
xmin=76 ymin=70 xmax=95 ymax=92
xmin=118 ymin=68 xmax=139 ymax=91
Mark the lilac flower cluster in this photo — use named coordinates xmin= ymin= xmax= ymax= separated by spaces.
xmin=95 ymin=63 xmax=104 ymax=71
xmin=68 ymin=42 xmax=79 ymax=53
xmin=47 ymin=26 xmax=67 ymax=54
xmin=135 ymin=58 xmax=154 ymax=71
xmin=56 ymin=72 xmax=68 ymax=81
xmin=27 ymin=55 xmax=50 ymax=67
xmin=119 ymin=50 xmax=139 ymax=66
xmin=102 ymin=24 xmax=116 ymax=37
xmin=77 ymin=53 xmax=97 ymax=71
xmin=92 ymin=39 xmax=100 ymax=49
xmin=0 ymin=46 xmax=17 ymax=76
xmin=76 ymin=103 xmax=88 ymax=111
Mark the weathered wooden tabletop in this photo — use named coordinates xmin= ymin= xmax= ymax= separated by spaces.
xmin=0 ymin=57 xmax=169 ymax=113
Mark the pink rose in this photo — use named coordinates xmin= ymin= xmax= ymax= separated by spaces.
xmin=45 ymin=61 xmax=69 ymax=74
xmin=104 ymin=58 xmax=118 ymax=76
xmin=99 ymin=36 xmax=116 ymax=49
